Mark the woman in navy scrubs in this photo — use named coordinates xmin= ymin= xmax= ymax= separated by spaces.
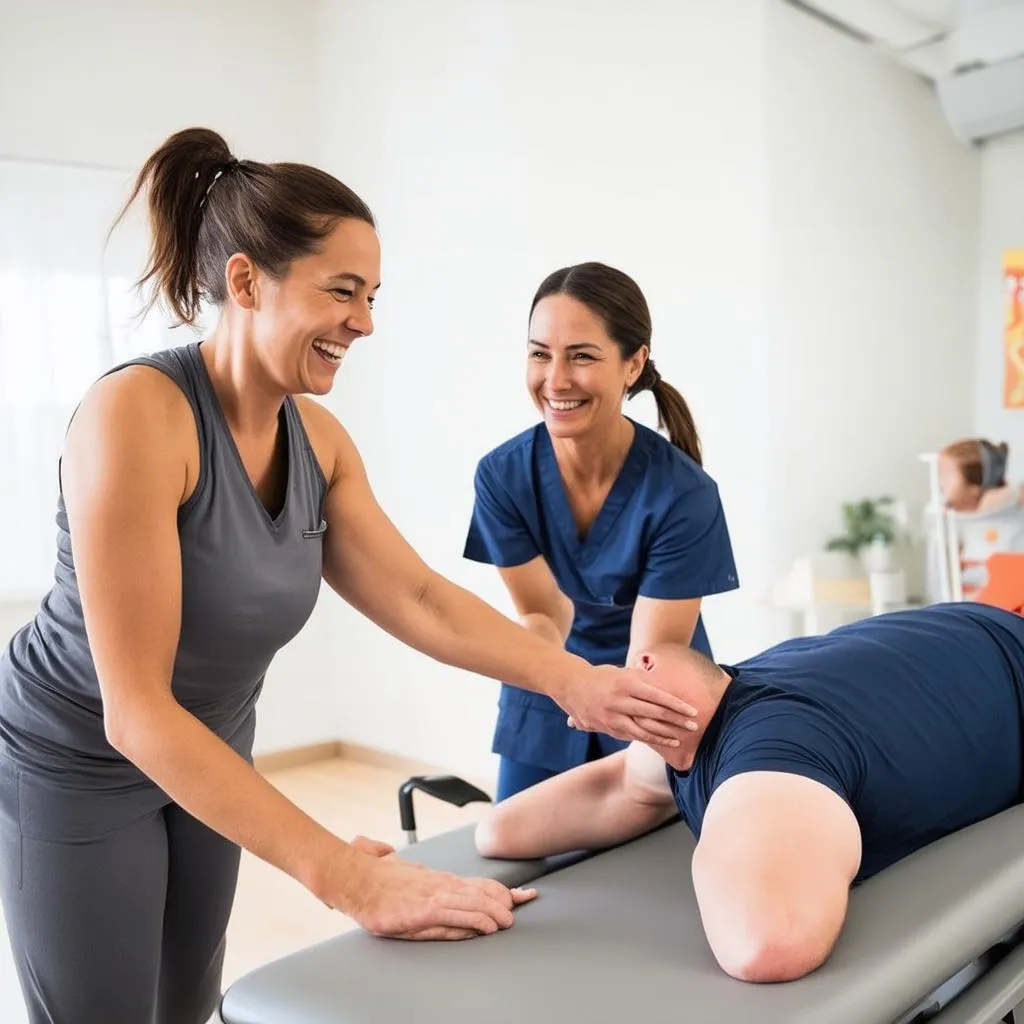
xmin=464 ymin=262 xmax=739 ymax=799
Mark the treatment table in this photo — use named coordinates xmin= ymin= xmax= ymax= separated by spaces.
xmin=220 ymin=803 xmax=1024 ymax=1024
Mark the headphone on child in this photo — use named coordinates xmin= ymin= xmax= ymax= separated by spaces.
xmin=979 ymin=441 xmax=1009 ymax=491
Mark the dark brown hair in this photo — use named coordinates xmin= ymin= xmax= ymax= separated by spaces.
xmin=112 ymin=127 xmax=375 ymax=325
xmin=530 ymin=262 xmax=702 ymax=464
xmin=942 ymin=438 xmax=1009 ymax=490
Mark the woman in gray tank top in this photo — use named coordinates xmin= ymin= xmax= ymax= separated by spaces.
xmin=0 ymin=127 xmax=698 ymax=1024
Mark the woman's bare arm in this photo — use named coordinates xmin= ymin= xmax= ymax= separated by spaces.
xmin=298 ymin=399 xmax=698 ymax=747
xmin=497 ymin=557 xmax=575 ymax=646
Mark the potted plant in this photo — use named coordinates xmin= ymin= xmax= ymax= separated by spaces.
xmin=825 ymin=496 xmax=899 ymax=573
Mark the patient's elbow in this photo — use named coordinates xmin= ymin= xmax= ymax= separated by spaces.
xmin=715 ymin=933 xmax=831 ymax=984
xmin=474 ymin=814 xmax=509 ymax=859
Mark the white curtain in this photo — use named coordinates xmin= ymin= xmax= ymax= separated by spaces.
xmin=0 ymin=159 xmax=178 ymax=600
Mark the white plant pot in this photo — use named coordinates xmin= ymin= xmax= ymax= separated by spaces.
xmin=860 ymin=539 xmax=895 ymax=574
xmin=869 ymin=569 xmax=907 ymax=613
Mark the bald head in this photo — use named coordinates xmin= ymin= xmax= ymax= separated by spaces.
xmin=636 ymin=642 xmax=728 ymax=692
xmin=633 ymin=643 xmax=730 ymax=771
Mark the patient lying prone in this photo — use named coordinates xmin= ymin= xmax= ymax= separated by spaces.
xmin=475 ymin=603 xmax=1024 ymax=983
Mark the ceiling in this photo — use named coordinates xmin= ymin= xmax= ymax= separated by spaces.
xmin=789 ymin=0 xmax=959 ymax=78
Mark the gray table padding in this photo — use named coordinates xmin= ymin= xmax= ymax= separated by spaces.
xmin=221 ymin=805 xmax=1024 ymax=1024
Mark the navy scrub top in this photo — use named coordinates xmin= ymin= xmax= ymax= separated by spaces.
xmin=464 ymin=419 xmax=739 ymax=772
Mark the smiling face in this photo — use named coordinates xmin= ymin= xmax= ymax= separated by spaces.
xmin=232 ymin=216 xmax=381 ymax=397
xmin=527 ymin=293 xmax=646 ymax=440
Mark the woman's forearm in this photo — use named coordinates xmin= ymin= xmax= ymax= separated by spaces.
xmin=111 ymin=696 xmax=362 ymax=910
xmin=519 ymin=611 xmax=569 ymax=647
xmin=384 ymin=573 xmax=699 ymax=748
xmin=401 ymin=573 xmax=582 ymax=702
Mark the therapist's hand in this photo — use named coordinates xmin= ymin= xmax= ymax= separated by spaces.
xmin=559 ymin=664 xmax=698 ymax=746
xmin=332 ymin=850 xmax=538 ymax=941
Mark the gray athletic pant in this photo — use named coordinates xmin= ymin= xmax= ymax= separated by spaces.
xmin=0 ymin=743 xmax=248 ymax=1024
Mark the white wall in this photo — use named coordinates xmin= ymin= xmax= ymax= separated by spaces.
xmin=973 ymin=132 xmax=1024 ymax=462
xmin=0 ymin=0 xmax=336 ymax=756
xmin=310 ymin=0 xmax=982 ymax=782
xmin=313 ymin=0 xmax=769 ymax=782
xmin=0 ymin=0 xmax=318 ymax=169
xmin=764 ymin=2 xmax=980 ymax=604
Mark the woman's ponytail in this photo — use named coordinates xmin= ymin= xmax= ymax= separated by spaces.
xmin=111 ymin=127 xmax=235 ymax=325
xmin=653 ymin=379 xmax=702 ymax=466
xmin=627 ymin=358 xmax=702 ymax=465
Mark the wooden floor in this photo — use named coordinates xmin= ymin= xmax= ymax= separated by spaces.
xmin=0 ymin=757 xmax=493 ymax=1024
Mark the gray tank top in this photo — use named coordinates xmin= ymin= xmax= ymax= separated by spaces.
xmin=0 ymin=342 xmax=327 ymax=782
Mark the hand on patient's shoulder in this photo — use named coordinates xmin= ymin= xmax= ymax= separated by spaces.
xmin=334 ymin=841 xmax=537 ymax=942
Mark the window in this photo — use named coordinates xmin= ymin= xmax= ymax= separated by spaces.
xmin=0 ymin=159 xmax=177 ymax=599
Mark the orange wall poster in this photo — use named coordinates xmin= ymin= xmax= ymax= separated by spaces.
xmin=1005 ymin=249 xmax=1024 ymax=409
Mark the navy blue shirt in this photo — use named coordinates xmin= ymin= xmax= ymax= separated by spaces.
xmin=464 ymin=420 xmax=739 ymax=772
xmin=669 ymin=603 xmax=1024 ymax=882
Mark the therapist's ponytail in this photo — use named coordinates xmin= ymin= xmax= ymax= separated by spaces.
xmin=530 ymin=261 xmax=704 ymax=466
xmin=632 ymin=366 xmax=703 ymax=467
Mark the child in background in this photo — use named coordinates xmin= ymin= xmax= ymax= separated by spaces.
xmin=934 ymin=438 xmax=1024 ymax=600
xmin=939 ymin=438 xmax=1021 ymax=513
